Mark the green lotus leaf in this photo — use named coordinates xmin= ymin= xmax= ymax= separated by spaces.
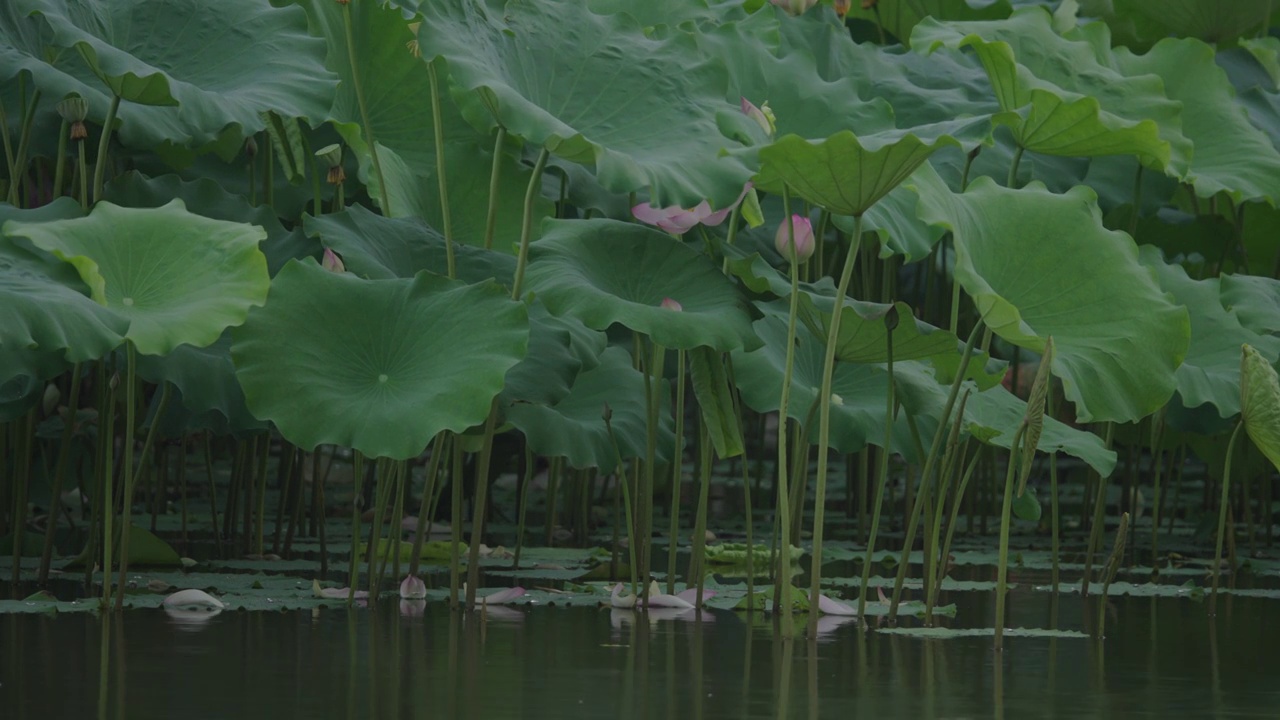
xmin=499 ymin=302 xmax=603 ymax=409
xmin=915 ymin=174 xmax=1189 ymax=424
xmin=2 ymin=0 xmax=333 ymax=149
xmin=587 ymin=0 xmax=748 ymax=28
xmin=134 ymin=331 xmax=266 ymax=435
xmin=1139 ymin=246 xmax=1280 ymax=419
xmin=291 ymin=0 xmax=549 ymax=246
xmin=6 ymin=200 xmax=270 ymax=357
xmin=752 ymin=121 xmax=990 ymax=217
xmin=417 ymin=0 xmax=752 ymax=208
xmin=0 ymin=199 xmax=126 ymax=362
xmin=102 ymin=172 xmax=316 ymax=276
xmin=302 ymin=205 xmax=514 ymax=286
xmin=525 ymin=219 xmax=757 ymax=352
xmin=912 ymin=8 xmax=1188 ymax=172
xmin=231 ymin=260 xmax=529 ymax=460
xmin=505 ymin=346 xmax=674 ymax=472
xmin=840 ymin=0 xmax=1012 ymax=47
xmin=1077 ymin=0 xmax=1272 ymax=51
xmin=1221 ymin=275 xmax=1280 ymax=337
xmin=1241 ymin=344 xmax=1280 ymax=474
xmin=730 ymin=307 xmax=921 ymax=457
xmin=1112 ymin=38 xmax=1280 ymax=205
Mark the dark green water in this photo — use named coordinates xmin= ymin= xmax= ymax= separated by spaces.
xmin=2 ymin=589 xmax=1278 ymax=719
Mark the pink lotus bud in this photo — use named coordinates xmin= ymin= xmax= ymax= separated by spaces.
xmin=774 ymin=214 xmax=814 ymax=262
xmin=660 ymin=297 xmax=683 ymax=311
xmin=740 ymin=97 xmax=775 ymax=137
xmin=322 ymin=248 xmax=345 ymax=273
xmin=769 ymin=0 xmax=818 ymax=15
xmin=399 ymin=575 xmax=427 ymax=599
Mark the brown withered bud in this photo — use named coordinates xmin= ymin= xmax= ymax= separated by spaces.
xmin=327 ymin=165 xmax=346 ymax=185
xmin=244 ymin=135 xmax=258 ymax=159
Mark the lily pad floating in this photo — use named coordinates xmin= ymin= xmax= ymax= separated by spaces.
xmin=525 ymin=219 xmax=757 ymax=352
xmin=877 ymin=627 xmax=1088 ymax=639
xmin=232 ymin=260 xmax=528 ymax=460
xmin=6 ymin=199 xmax=271 ymax=356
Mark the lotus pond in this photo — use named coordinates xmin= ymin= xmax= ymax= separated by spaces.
xmin=3 ymin=0 xmax=1280 ymax=716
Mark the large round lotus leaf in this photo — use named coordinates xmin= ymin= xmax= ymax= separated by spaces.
xmin=506 ymin=347 xmax=673 ymax=472
xmin=417 ymin=0 xmax=751 ymax=209
xmin=303 ymin=206 xmax=514 ymax=286
xmin=1112 ymin=38 xmax=1280 ymax=205
xmin=0 ymin=199 xmax=126 ymax=362
xmin=1 ymin=0 xmax=333 ymax=149
xmin=1139 ymin=246 xmax=1280 ymax=419
xmin=840 ymin=0 xmax=1013 ymax=47
xmin=290 ymin=0 xmax=551 ymax=245
xmin=525 ymin=219 xmax=757 ymax=352
xmin=751 ymin=120 xmax=990 ymax=217
xmin=912 ymin=9 xmax=1188 ymax=172
xmin=6 ymin=200 xmax=269 ymax=357
xmin=103 ymin=173 xmax=316 ymax=276
xmin=231 ymin=260 xmax=529 ymax=460
xmin=1078 ymin=0 xmax=1272 ymax=51
xmin=1241 ymin=344 xmax=1280 ymax=474
xmin=730 ymin=308 xmax=920 ymax=458
xmin=915 ymin=174 xmax=1189 ymax=424
xmin=135 ymin=331 xmax=265 ymax=435
xmin=1221 ymin=275 xmax=1280 ymax=337
xmin=500 ymin=302 xmax=605 ymax=409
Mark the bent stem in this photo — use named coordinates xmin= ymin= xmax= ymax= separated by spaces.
xmin=483 ymin=127 xmax=507 ymax=250
xmin=1210 ymin=422 xmax=1243 ymax=616
xmin=344 ymin=3 xmax=391 ymax=215
xmin=510 ymin=148 xmax=551 ymax=299
xmin=91 ymin=94 xmax=121 ymax=205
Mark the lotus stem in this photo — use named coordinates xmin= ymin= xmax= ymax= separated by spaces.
xmin=77 ymin=136 xmax=89 ymax=211
xmin=203 ymin=433 xmax=224 ymax=559
xmin=1210 ymin=421 xmax=1244 ymax=615
xmin=346 ymin=450 xmax=365 ymax=604
xmin=888 ymin=321 xmax=983 ymax=620
xmin=448 ymin=442 xmax=463 ymax=609
xmin=92 ymin=94 xmax=121 ymax=205
xmin=1081 ymin=422 xmax=1116 ymax=597
xmin=366 ymin=458 xmax=394 ymax=599
xmin=807 ymin=211 xmax=866 ymax=635
xmin=39 ymin=363 xmax=83 ymax=585
xmin=666 ymin=348 xmax=687 ymax=595
xmin=512 ymin=438 xmax=534 ymax=568
xmin=98 ymin=368 xmax=118 ymax=605
xmin=465 ymin=401 xmax=501 ymax=610
xmin=638 ymin=335 xmax=667 ymax=600
xmin=1006 ymin=145 xmax=1025 ymax=190
xmin=483 ymin=127 xmax=507 ymax=250
xmin=1128 ymin=163 xmax=1144 ymax=240
xmin=409 ymin=432 xmax=448 ymax=578
xmin=114 ymin=377 xmax=170 ymax=611
xmin=8 ymin=410 xmax=34 ymax=586
xmin=511 ymin=148 xmax=550 ymax=299
xmin=993 ymin=424 xmax=1027 ymax=651
xmin=928 ymin=444 xmax=983 ymax=622
xmin=8 ymin=88 xmax=40 ymax=206
xmin=773 ymin=186 xmax=806 ymax=634
xmin=605 ymin=410 xmax=640 ymax=594
xmin=1097 ymin=511 xmax=1129 ymax=636
xmin=857 ymin=313 xmax=898 ymax=620
xmin=923 ymin=390 xmax=971 ymax=623
xmin=690 ymin=417 xmax=713 ymax=603
xmin=343 ymin=3 xmax=391 ymax=215
xmin=0 ymin=98 xmax=14 ymax=193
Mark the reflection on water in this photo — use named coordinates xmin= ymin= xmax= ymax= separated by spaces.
xmin=2 ymin=590 xmax=1279 ymax=720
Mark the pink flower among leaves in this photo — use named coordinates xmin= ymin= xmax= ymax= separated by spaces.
xmin=775 ymin=214 xmax=815 ymax=262
xmin=660 ymin=297 xmax=683 ymax=312
xmin=399 ymin=575 xmax=427 ymax=599
xmin=632 ymin=183 xmax=753 ymax=235
xmin=322 ymin=247 xmax=345 ymax=273
xmin=740 ymin=97 xmax=776 ymax=137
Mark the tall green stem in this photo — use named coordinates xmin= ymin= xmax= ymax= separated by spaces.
xmin=465 ymin=400 xmax=501 ymax=609
xmin=483 ymin=127 xmax=507 ymax=250
xmin=1210 ymin=422 xmax=1244 ymax=615
xmin=1006 ymin=145 xmax=1025 ymax=190
xmin=100 ymin=370 xmax=118 ymax=606
xmin=343 ymin=3 xmax=391 ymax=215
xmin=994 ymin=425 xmax=1027 ymax=651
xmin=857 ymin=314 xmax=896 ymax=620
xmin=1081 ymin=423 xmax=1116 ymax=597
xmin=511 ymin=148 xmax=550 ymax=298
xmin=666 ymin=349 xmax=687 ymax=595
xmin=346 ymin=451 xmax=365 ymax=604
xmin=8 ymin=89 xmax=40 ymax=206
xmin=605 ymin=412 xmax=640 ymax=594
xmin=637 ymin=336 xmax=667 ymax=600
xmin=408 ymin=432 xmax=447 ymax=578
xmin=91 ymin=95 xmax=121 ymax=204
xmin=39 ymin=363 xmax=83 ymax=584
xmin=427 ymin=61 xmax=456 ymax=276
xmin=690 ymin=418 xmax=713 ymax=604
xmin=109 ymin=343 xmax=137 ymax=610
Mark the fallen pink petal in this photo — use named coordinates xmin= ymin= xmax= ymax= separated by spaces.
xmin=399 ymin=575 xmax=427 ymax=599
xmin=816 ymin=592 xmax=858 ymax=616
xmin=479 ymin=586 xmax=527 ymax=605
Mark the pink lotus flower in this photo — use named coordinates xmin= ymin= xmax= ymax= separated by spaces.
xmin=477 ymin=586 xmax=526 ymax=605
xmin=660 ymin=297 xmax=683 ymax=312
xmin=814 ymin=591 xmax=858 ymax=616
xmin=399 ymin=575 xmax=427 ymax=599
xmin=632 ymin=183 xmax=753 ymax=235
xmin=322 ymin=248 xmax=345 ymax=273
xmin=775 ymin=214 xmax=815 ymax=262
xmin=312 ymin=579 xmax=368 ymax=600
xmin=769 ymin=0 xmax=818 ymax=15
xmin=740 ymin=98 xmax=775 ymax=137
